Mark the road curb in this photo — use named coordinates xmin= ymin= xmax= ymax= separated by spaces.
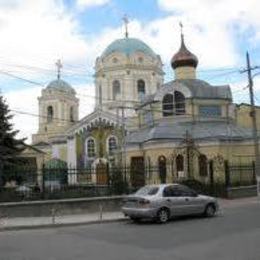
xmin=0 ymin=217 xmax=127 ymax=232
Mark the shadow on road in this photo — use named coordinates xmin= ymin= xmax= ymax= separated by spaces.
xmin=124 ymin=214 xmax=222 ymax=226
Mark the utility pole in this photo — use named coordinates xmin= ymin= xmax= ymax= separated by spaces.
xmin=121 ymin=106 xmax=127 ymax=183
xmin=242 ymin=52 xmax=260 ymax=197
xmin=116 ymin=105 xmax=127 ymax=182
xmin=185 ymin=130 xmax=191 ymax=178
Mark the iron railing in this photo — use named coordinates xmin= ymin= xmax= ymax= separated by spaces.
xmin=0 ymin=162 xmax=257 ymax=202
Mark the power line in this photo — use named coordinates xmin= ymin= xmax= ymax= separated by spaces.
xmin=0 ymin=70 xmax=45 ymax=87
xmin=0 ymin=59 xmax=249 ymax=79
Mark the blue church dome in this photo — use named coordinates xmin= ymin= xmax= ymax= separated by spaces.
xmin=101 ymin=38 xmax=157 ymax=58
xmin=46 ymin=79 xmax=75 ymax=95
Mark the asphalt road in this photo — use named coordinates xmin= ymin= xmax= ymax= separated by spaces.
xmin=0 ymin=203 xmax=260 ymax=260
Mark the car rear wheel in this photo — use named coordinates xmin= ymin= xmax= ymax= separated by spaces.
xmin=157 ymin=208 xmax=169 ymax=223
xmin=204 ymin=204 xmax=216 ymax=217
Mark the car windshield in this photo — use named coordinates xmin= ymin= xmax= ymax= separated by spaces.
xmin=135 ymin=186 xmax=159 ymax=196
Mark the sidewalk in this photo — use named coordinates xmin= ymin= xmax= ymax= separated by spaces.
xmin=0 ymin=197 xmax=258 ymax=231
xmin=219 ymin=196 xmax=259 ymax=208
xmin=0 ymin=211 xmax=127 ymax=231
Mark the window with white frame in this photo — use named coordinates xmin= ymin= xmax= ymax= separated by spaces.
xmin=70 ymin=106 xmax=74 ymax=122
xmin=162 ymin=94 xmax=174 ymax=116
xmin=47 ymin=105 xmax=53 ymax=123
xmin=199 ymin=105 xmax=221 ymax=117
xmin=112 ymin=80 xmax=121 ymax=100
xmin=108 ymin=136 xmax=117 ymax=155
xmin=137 ymin=79 xmax=145 ymax=100
xmin=86 ymin=138 xmax=96 ymax=158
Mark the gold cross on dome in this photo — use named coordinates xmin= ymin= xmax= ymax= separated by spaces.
xmin=179 ymin=22 xmax=183 ymax=35
xmin=122 ymin=14 xmax=129 ymax=38
xmin=55 ymin=59 xmax=62 ymax=80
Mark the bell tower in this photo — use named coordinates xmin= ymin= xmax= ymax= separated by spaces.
xmin=32 ymin=60 xmax=79 ymax=144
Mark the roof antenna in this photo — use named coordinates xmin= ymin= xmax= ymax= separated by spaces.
xmin=123 ymin=14 xmax=129 ymax=38
xmin=55 ymin=59 xmax=62 ymax=80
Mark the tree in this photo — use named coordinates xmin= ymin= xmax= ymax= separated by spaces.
xmin=0 ymin=94 xmax=25 ymax=184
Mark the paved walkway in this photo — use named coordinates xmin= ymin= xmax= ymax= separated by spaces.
xmin=220 ymin=196 xmax=259 ymax=208
xmin=0 ymin=197 xmax=258 ymax=231
xmin=0 ymin=211 xmax=126 ymax=231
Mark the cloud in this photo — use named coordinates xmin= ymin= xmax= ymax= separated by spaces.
xmin=4 ymin=86 xmax=41 ymax=143
xmin=3 ymin=0 xmax=260 ymax=144
xmin=157 ymin=0 xmax=260 ymax=42
xmin=0 ymin=0 xmax=98 ymax=143
xmin=75 ymin=83 xmax=96 ymax=119
xmin=105 ymin=17 xmax=237 ymax=70
xmin=0 ymin=0 xmax=89 ymax=76
xmin=76 ymin=0 xmax=110 ymax=10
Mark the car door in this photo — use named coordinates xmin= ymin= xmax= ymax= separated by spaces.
xmin=162 ymin=185 xmax=187 ymax=216
xmin=177 ymin=185 xmax=205 ymax=215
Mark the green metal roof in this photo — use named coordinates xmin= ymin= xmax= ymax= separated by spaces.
xmin=101 ymin=37 xmax=157 ymax=58
xmin=46 ymin=79 xmax=75 ymax=95
xmin=45 ymin=158 xmax=67 ymax=169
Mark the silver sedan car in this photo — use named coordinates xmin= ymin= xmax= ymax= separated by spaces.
xmin=122 ymin=184 xmax=219 ymax=223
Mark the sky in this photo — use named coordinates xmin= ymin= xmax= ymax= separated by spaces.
xmin=1 ymin=0 xmax=260 ymax=142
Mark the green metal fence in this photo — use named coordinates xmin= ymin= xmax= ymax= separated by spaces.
xmin=0 ymin=162 xmax=257 ymax=202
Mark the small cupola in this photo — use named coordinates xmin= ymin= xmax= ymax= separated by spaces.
xmin=171 ymin=24 xmax=198 ymax=79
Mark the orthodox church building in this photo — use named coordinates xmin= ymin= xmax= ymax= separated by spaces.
xmin=30 ymin=27 xmax=260 ymax=186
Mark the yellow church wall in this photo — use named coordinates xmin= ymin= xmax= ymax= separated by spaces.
xmin=89 ymin=127 xmax=122 ymax=158
xmin=235 ymin=104 xmax=260 ymax=130
xmin=218 ymin=143 xmax=256 ymax=164
xmin=125 ymin=141 xmax=259 ymax=185
xmin=74 ymin=126 xmax=124 ymax=169
xmin=174 ymin=66 xmax=196 ymax=80
xmin=58 ymin=145 xmax=67 ymax=162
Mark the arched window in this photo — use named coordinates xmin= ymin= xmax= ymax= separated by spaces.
xmin=86 ymin=138 xmax=95 ymax=158
xmin=158 ymin=155 xmax=167 ymax=184
xmin=47 ymin=106 xmax=53 ymax=123
xmin=174 ymin=91 xmax=185 ymax=115
xmin=199 ymin=154 xmax=208 ymax=176
xmin=162 ymin=94 xmax=174 ymax=116
xmin=108 ymin=136 xmax=117 ymax=155
xmin=70 ymin=107 xmax=74 ymax=122
xmin=176 ymin=154 xmax=184 ymax=178
xmin=112 ymin=80 xmax=120 ymax=100
xmin=137 ymin=79 xmax=145 ymax=100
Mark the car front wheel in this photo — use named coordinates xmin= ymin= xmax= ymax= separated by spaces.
xmin=157 ymin=208 xmax=169 ymax=223
xmin=204 ymin=204 xmax=216 ymax=217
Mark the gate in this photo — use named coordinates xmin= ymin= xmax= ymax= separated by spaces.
xmin=96 ymin=161 xmax=108 ymax=185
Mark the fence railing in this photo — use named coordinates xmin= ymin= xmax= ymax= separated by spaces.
xmin=225 ymin=161 xmax=256 ymax=188
xmin=0 ymin=166 xmax=133 ymax=202
xmin=0 ymin=162 xmax=257 ymax=202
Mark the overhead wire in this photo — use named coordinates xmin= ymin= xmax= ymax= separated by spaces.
xmin=0 ymin=60 xmax=257 ymax=133
xmin=1 ymin=100 xmax=256 ymax=126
